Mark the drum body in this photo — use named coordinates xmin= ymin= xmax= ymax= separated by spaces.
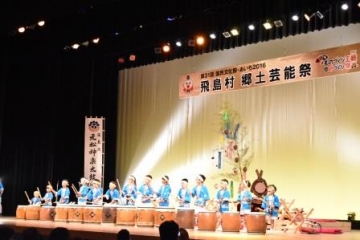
xmin=197 ymin=211 xmax=217 ymax=231
xmin=136 ymin=206 xmax=155 ymax=227
xmin=54 ymin=205 xmax=68 ymax=222
xmin=102 ymin=204 xmax=117 ymax=223
xmin=116 ymin=206 xmax=137 ymax=226
xmin=221 ymin=212 xmax=241 ymax=232
xmin=16 ymin=205 xmax=27 ymax=219
xmin=25 ymin=206 xmax=41 ymax=220
xmin=83 ymin=206 xmax=102 ymax=224
xmin=175 ymin=208 xmax=195 ymax=229
xmin=68 ymin=206 xmax=84 ymax=222
xmin=40 ymin=206 xmax=56 ymax=221
xmin=155 ymin=207 xmax=176 ymax=227
xmin=244 ymin=212 xmax=267 ymax=234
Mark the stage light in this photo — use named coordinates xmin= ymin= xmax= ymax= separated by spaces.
xmin=196 ymin=36 xmax=205 ymax=45
xmin=81 ymin=41 xmax=89 ymax=47
xmin=304 ymin=13 xmax=315 ymax=21
xmin=188 ymin=39 xmax=195 ymax=46
xmin=358 ymin=2 xmax=360 ymax=8
xmin=316 ymin=11 xmax=324 ymax=19
xmin=222 ymin=31 xmax=231 ymax=38
xmin=154 ymin=47 xmax=161 ymax=54
xmin=273 ymin=20 xmax=283 ymax=27
xmin=248 ymin=24 xmax=255 ymax=30
xmin=263 ymin=21 xmax=272 ymax=30
xmin=28 ymin=24 xmax=36 ymax=30
xmin=341 ymin=3 xmax=349 ymax=10
xmin=162 ymin=44 xmax=170 ymax=53
xmin=209 ymin=33 xmax=216 ymax=39
xmin=175 ymin=41 xmax=182 ymax=47
xmin=292 ymin=15 xmax=299 ymax=21
xmin=92 ymin=38 xmax=100 ymax=44
xmin=18 ymin=27 xmax=26 ymax=33
xmin=118 ymin=58 xmax=125 ymax=64
xmin=37 ymin=21 xmax=45 ymax=27
xmin=71 ymin=43 xmax=80 ymax=49
xmin=230 ymin=28 xmax=239 ymax=36
xmin=129 ymin=54 xmax=136 ymax=61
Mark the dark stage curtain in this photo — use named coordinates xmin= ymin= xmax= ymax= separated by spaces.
xmin=0 ymin=37 xmax=118 ymax=216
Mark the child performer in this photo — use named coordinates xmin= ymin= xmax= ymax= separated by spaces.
xmin=176 ymin=178 xmax=192 ymax=208
xmin=192 ymin=174 xmax=210 ymax=211
xmin=76 ymin=177 xmax=89 ymax=205
xmin=87 ymin=179 xmax=103 ymax=205
xmin=29 ymin=191 xmax=42 ymax=205
xmin=214 ymin=179 xmax=231 ymax=231
xmin=155 ymin=175 xmax=172 ymax=207
xmin=54 ymin=179 xmax=70 ymax=204
xmin=42 ymin=185 xmax=54 ymax=206
xmin=121 ymin=175 xmax=137 ymax=205
xmin=237 ymin=180 xmax=253 ymax=231
xmin=261 ymin=184 xmax=281 ymax=231
xmin=103 ymin=181 xmax=120 ymax=204
xmin=138 ymin=175 xmax=154 ymax=205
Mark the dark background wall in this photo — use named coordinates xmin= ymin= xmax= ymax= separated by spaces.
xmin=0 ymin=36 xmax=118 ymax=216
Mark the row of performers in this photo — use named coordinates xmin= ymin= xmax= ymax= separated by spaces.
xmin=26 ymin=174 xmax=280 ymax=217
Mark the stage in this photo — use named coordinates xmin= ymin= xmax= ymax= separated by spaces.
xmin=0 ymin=217 xmax=359 ymax=240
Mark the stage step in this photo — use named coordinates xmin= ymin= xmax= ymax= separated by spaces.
xmin=274 ymin=219 xmax=351 ymax=232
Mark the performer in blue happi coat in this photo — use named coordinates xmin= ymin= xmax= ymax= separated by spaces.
xmin=192 ymin=174 xmax=210 ymax=210
xmin=155 ymin=175 xmax=171 ymax=207
xmin=103 ymin=181 xmax=120 ymax=204
xmin=76 ymin=177 xmax=89 ymax=205
xmin=237 ymin=180 xmax=253 ymax=214
xmin=54 ymin=179 xmax=70 ymax=204
xmin=261 ymin=184 xmax=281 ymax=231
xmin=138 ymin=175 xmax=155 ymax=205
xmin=121 ymin=175 xmax=137 ymax=205
xmin=29 ymin=191 xmax=42 ymax=205
xmin=215 ymin=179 xmax=231 ymax=213
xmin=42 ymin=185 xmax=54 ymax=206
xmin=87 ymin=179 xmax=103 ymax=205
xmin=176 ymin=178 xmax=192 ymax=208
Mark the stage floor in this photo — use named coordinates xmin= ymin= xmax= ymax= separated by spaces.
xmin=1 ymin=217 xmax=360 ymax=240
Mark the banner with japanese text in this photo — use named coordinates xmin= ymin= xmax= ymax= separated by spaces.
xmin=179 ymin=42 xmax=360 ymax=98
xmin=84 ymin=117 xmax=105 ymax=186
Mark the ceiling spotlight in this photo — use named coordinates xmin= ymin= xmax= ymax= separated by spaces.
xmin=175 ymin=41 xmax=182 ymax=47
xmin=18 ymin=27 xmax=26 ymax=33
xmin=37 ymin=21 xmax=45 ymax=27
xmin=118 ymin=58 xmax=125 ymax=64
xmin=304 ymin=13 xmax=315 ymax=21
xmin=162 ymin=44 xmax=170 ymax=53
xmin=292 ymin=15 xmax=299 ymax=21
xmin=222 ymin=31 xmax=231 ymax=38
xmin=358 ymin=2 xmax=360 ymax=8
xmin=92 ymin=38 xmax=100 ymax=44
xmin=188 ymin=39 xmax=195 ymax=46
xmin=71 ymin=44 xmax=80 ymax=49
xmin=248 ymin=24 xmax=255 ymax=30
xmin=341 ymin=3 xmax=349 ymax=10
xmin=263 ymin=21 xmax=272 ymax=30
xmin=196 ymin=36 xmax=205 ymax=45
xmin=209 ymin=33 xmax=216 ymax=39
xmin=316 ymin=11 xmax=324 ymax=19
xmin=81 ymin=41 xmax=89 ymax=47
xmin=273 ymin=20 xmax=283 ymax=27
xmin=230 ymin=28 xmax=239 ymax=36
xmin=129 ymin=54 xmax=136 ymax=61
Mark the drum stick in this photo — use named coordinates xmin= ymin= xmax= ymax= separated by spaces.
xmin=71 ymin=183 xmax=78 ymax=192
xmin=24 ymin=191 xmax=31 ymax=203
xmin=37 ymin=187 xmax=42 ymax=199
xmin=116 ymin=179 xmax=122 ymax=196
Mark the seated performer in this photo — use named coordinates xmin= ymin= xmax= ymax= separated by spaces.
xmin=121 ymin=175 xmax=137 ymax=205
xmin=87 ymin=179 xmax=103 ymax=205
xmin=138 ymin=175 xmax=154 ymax=205
xmin=176 ymin=178 xmax=191 ymax=208
xmin=29 ymin=191 xmax=42 ymax=205
xmin=54 ymin=179 xmax=70 ymax=204
xmin=155 ymin=175 xmax=172 ymax=207
xmin=42 ymin=185 xmax=54 ymax=206
xmin=103 ymin=181 xmax=120 ymax=204
xmin=192 ymin=174 xmax=210 ymax=211
xmin=76 ymin=177 xmax=89 ymax=205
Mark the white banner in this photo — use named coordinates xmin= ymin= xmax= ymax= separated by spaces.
xmin=84 ymin=117 xmax=105 ymax=186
